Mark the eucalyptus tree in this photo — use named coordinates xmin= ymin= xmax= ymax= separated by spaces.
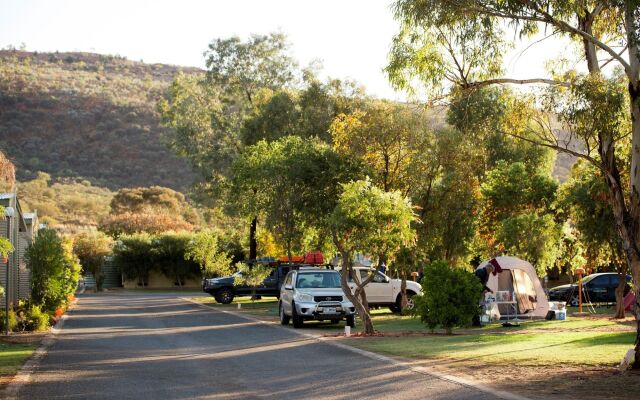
xmin=229 ymin=136 xmax=364 ymax=262
xmin=159 ymin=33 xmax=298 ymax=259
xmin=331 ymin=179 xmax=417 ymax=334
xmin=388 ymin=0 xmax=640 ymax=366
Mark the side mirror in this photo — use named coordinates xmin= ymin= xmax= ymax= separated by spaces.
xmin=284 ymin=284 xmax=293 ymax=290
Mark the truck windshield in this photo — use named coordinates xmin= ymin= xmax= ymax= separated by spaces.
xmin=296 ymin=272 xmax=341 ymax=289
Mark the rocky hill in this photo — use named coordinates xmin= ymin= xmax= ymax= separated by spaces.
xmin=0 ymin=50 xmax=200 ymax=191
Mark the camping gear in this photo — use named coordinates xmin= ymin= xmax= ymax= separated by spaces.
xmin=278 ymin=255 xmax=304 ymax=263
xmin=303 ymin=251 xmax=324 ymax=265
xmin=624 ymin=291 xmax=636 ymax=312
xmin=476 ymin=256 xmax=550 ymax=319
xmin=547 ymin=301 xmax=567 ymax=320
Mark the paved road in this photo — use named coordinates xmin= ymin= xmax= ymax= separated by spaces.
xmin=17 ymin=294 xmax=497 ymax=399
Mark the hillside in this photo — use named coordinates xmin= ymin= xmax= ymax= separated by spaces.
xmin=0 ymin=50 xmax=200 ymax=190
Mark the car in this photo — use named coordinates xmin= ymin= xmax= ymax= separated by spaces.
xmin=548 ymin=272 xmax=632 ymax=306
xmin=279 ymin=268 xmax=356 ymax=328
xmin=346 ymin=267 xmax=422 ymax=312
xmin=203 ymin=263 xmax=296 ymax=304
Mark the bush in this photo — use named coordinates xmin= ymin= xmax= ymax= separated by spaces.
xmin=27 ymin=228 xmax=80 ymax=312
xmin=413 ymin=261 xmax=483 ymax=334
xmin=0 ymin=309 xmax=18 ymax=332
xmin=15 ymin=301 xmax=50 ymax=332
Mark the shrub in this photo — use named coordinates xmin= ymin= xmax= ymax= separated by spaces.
xmin=15 ymin=302 xmax=50 ymax=332
xmin=113 ymin=233 xmax=154 ymax=287
xmin=27 ymin=228 xmax=80 ymax=312
xmin=413 ymin=261 xmax=483 ymax=334
xmin=0 ymin=309 xmax=18 ymax=332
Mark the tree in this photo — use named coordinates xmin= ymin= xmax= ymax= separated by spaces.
xmin=230 ymin=136 xmax=364 ymax=261
xmin=330 ymin=100 xmax=431 ymax=194
xmin=159 ymin=33 xmax=298 ymax=260
xmin=152 ymin=233 xmax=200 ymax=288
xmin=233 ymin=262 xmax=272 ymax=301
xmin=112 ymin=234 xmax=155 ymax=287
xmin=185 ymin=230 xmax=233 ymax=278
xmin=479 ymin=161 xmax=562 ymax=273
xmin=27 ymin=229 xmax=80 ymax=312
xmin=559 ymin=160 xmax=627 ymax=317
xmin=100 ymin=186 xmax=198 ymax=237
xmin=100 ymin=212 xmax=194 ymax=237
xmin=388 ymin=0 xmax=640 ymax=367
xmin=330 ymin=179 xmax=417 ymax=334
xmin=73 ymin=232 xmax=113 ymax=291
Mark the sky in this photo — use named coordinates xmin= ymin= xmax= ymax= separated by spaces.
xmin=0 ymin=0 xmax=566 ymax=100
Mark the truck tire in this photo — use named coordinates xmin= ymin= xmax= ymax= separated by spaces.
xmin=215 ymin=288 xmax=234 ymax=304
xmin=346 ymin=315 xmax=356 ymax=328
xmin=279 ymin=302 xmax=290 ymax=325
xmin=392 ymin=291 xmax=416 ymax=313
xmin=292 ymin=303 xmax=304 ymax=328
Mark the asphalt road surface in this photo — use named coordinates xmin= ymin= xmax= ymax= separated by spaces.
xmin=16 ymin=294 xmax=498 ymax=399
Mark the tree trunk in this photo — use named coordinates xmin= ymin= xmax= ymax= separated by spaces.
xmin=614 ymin=270 xmax=627 ymax=319
xmin=249 ymin=217 xmax=257 ymax=260
xmin=335 ymin=244 xmax=375 ymax=334
xmin=400 ymin=269 xmax=408 ymax=310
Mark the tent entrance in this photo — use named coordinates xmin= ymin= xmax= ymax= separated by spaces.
xmin=496 ymin=269 xmax=538 ymax=316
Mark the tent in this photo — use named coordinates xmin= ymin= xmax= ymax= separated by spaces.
xmin=477 ymin=256 xmax=549 ymax=319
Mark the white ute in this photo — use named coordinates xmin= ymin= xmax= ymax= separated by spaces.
xmin=348 ymin=267 xmax=422 ymax=312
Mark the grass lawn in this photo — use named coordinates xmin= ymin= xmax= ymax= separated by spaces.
xmin=0 ymin=342 xmax=36 ymax=379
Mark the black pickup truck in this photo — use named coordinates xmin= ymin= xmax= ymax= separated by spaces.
xmin=203 ymin=264 xmax=297 ymax=304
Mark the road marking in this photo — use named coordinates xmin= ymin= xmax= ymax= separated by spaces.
xmin=182 ymin=297 xmax=533 ymax=400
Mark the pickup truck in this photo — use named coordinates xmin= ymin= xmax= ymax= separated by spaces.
xmin=202 ymin=263 xmax=300 ymax=304
xmin=347 ymin=267 xmax=422 ymax=312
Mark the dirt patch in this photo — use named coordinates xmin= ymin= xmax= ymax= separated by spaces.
xmin=430 ymin=361 xmax=640 ymax=400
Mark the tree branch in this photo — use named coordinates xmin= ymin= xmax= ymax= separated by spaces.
xmin=465 ymin=78 xmax=569 ymax=89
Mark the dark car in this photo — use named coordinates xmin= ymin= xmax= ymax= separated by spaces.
xmin=548 ymin=273 xmax=632 ymax=306
xmin=202 ymin=263 xmax=295 ymax=304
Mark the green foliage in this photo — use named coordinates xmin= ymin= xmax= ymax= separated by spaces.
xmin=233 ymin=262 xmax=272 ymax=299
xmin=479 ymin=161 xmax=562 ymax=273
xmin=204 ymin=32 xmax=297 ymax=98
xmin=330 ymin=100 xmax=432 ymax=192
xmin=413 ymin=261 xmax=483 ymax=334
xmin=26 ymin=229 xmax=79 ymax=312
xmin=331 ymin=179 xmax=417 ymax=258
xmin=230 ymin=136 xmax=364 ymax=258
xmin=73 ymin=232 xmax=113 ymax=291
xmin=14 ymin=301 xmax=50 ymax=332
xmin=558 ymin=160 xmax=624 ymax=268
xmin=112 ymin=233 xmax=154 ymax=286
xmin=0 ymin=310 xmax=17 ymax=332
xmin=152 ymin=232 xmax=201 ymax=287
xmin=184 ymin=230 xmax=233 ymax=278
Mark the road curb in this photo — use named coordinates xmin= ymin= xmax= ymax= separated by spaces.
xmin=2 ymin=308 xmax=71 ymax=400
xmin=180 ymin=297 xmax=533 ymax=400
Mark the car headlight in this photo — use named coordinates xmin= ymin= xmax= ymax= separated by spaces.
xmin=294 ymin=293 xmax=314 ymax=302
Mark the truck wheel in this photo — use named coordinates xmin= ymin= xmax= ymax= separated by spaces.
xmin=279 ymin=302 xmax=290 ymax=325
xmin=215 ymin=288 xmax=234 ymax=304
xmin=292 ymin=303 xmax=304 ymax=328
xmin=393 ymin=292 xmax=416 ymax=313
xmin=346 ymin=315 xmax=356 ymax=328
